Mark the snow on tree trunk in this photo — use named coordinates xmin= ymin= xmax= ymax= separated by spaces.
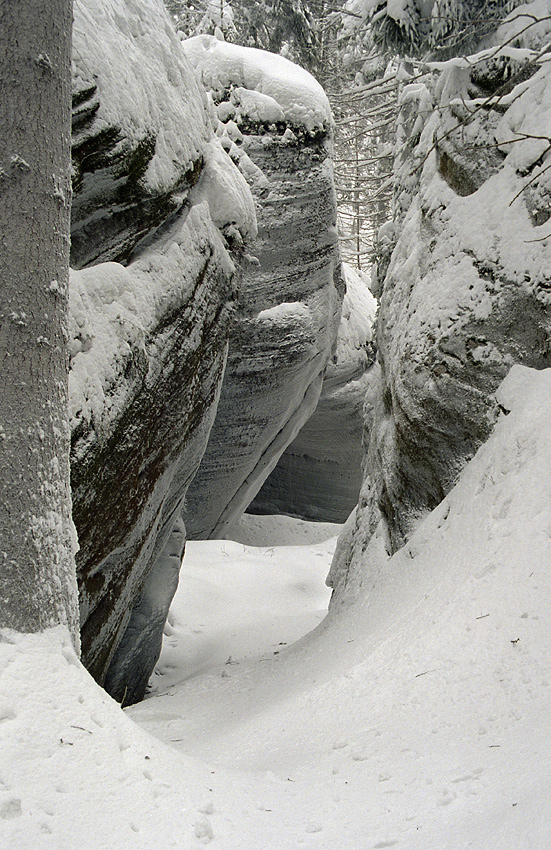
xmin=0 ymin=0 xmax=79 ymax=646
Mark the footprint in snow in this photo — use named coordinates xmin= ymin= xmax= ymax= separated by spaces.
xmin=194 ymin=818 xmax=214 ymax=843
xmin=0 ymin=796 xmax=22 ymax=819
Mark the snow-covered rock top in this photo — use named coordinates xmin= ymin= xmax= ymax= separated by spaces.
xmin=189 ymin=139 xmax=257 ymax=241
xmin=68 ymin=204 xmax=236 ymax=431
xmin=182 ymin=34 xmax=332 ymax=132
xmin=73 ymin=0 xmax=211 ymax=193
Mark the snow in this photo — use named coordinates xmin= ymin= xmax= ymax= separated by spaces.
xmin=70 ymin=2 xmax=263 ymax=437
xmin=231 ymin=87 xmax=285 ymax=125
xmin=490 ymin=0 xmax=551 ymax=51
xmin=182 ymin=35 xmax=332 ymax=132
xmin=72 ymin=0 xmax=211 ymax=193
xmin=256 ymin=301 xmax=311 ymax=323
xmin=424 ymin=157 xmax=551 ymax=303
xmin=494 ymin=61 xmax=551 ymax=172
xmin=2 ymin=364 xmax=551 ymax=847
xmin=228 ymin=512 xmax=343 ymax=547
xmin=189 ymin=140 xmax=258 ymax=240
xmin=336 ymin=263 xmax=377 ymax=362
xmin=385 ymin=45 xmax=551 ymax=367
xmin=146 ymin=526 xmax=335 ymax=688
xmin=68 ymin=202 xmax=237 ymax=432
xmin=407 ymin=164 xmax=548 ymax=323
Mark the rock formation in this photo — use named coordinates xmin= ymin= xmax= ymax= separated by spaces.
xmin=329 ymin=28 xmax=551 ymax=596
xmin=249 ymin=263 xmax=377 ymax=523
xmin=181 ymin=36 xmax=344 ymax=539
xmin=69 ymin=0 xmax=255 ymax=703
xmin=71 ymin=0 xmax=209 ymax=268
xmin=68 ymin=10 xmax=343 ymax=703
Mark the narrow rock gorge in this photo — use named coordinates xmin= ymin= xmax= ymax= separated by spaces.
xmin=68 ymin=4 xmax=344 ymax=703
xmin=65 ymin=0 xmax=551 ymax=709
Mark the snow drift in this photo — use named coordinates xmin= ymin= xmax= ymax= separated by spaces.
xmin=2 ymin=363 xmax=551 ymax=849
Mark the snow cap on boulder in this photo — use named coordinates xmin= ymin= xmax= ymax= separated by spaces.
xmin=182 ymin=34 xmax=332 ymax=133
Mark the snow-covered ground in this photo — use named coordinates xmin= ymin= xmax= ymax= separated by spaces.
xmin=1 ymin=365 xmax=551 ymax=849
xmin=143 ymin=515 xmax=337 ymax=689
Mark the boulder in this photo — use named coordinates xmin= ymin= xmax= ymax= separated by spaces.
xmin=181 ymin=36 xmax=344 ymax=539
xmin=249 ymin=263 xmax=377 ymax=523
xmin=330 ymin=44 xmax=551 ymax=594
xmin=69 ymin=0 xmax=255 ymax=702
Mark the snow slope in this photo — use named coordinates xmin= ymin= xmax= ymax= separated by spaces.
xmin=2 ymin=365 xmax=551 ymax=848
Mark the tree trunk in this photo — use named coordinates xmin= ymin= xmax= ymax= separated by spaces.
xmin=0 ymin=0 xmax=79 ymax=646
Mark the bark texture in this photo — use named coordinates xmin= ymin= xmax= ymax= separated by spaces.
xmin=0 ymin=0 xmax=79 ymax=644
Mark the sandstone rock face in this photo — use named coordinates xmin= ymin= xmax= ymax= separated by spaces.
xmin=71 ymin=0 xmax=211 ymax=268
xmin=330 ymin=46 xmax=551 ymax=594
xmin=249 ymin=264 xmax=377 ymax=523
xmin=69 ymin=1 xmax=255 ymax=702
xmin=104 ymin=518 xmax=186 ymax=705
xmin=181 ymin=37 xmax=344 ymax=539
xmin=69 ymin=222 xmax=233 ymax=698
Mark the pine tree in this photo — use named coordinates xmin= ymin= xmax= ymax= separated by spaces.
xmin=0 ymin=0 xmax=79 ymax=644
xmin=351 ymin=0 xmax=519 ymax=57
xmin=167 ymin=0 xmax=322 ymax=75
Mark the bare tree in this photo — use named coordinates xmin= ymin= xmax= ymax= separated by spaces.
xmin=0 ymin=0 xmax=79 ymax=645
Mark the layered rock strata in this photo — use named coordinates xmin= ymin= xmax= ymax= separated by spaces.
xmin=71 ymin=0 xmax=211 ymax=268
xmin=181 ymin=36 xmax=344 ymax=539
xmin=330 ymin=32 xmax=551 ymax=594
xmin=69 ymin=1 xmax=255 ymax=702
xmin=249 ymin=264 xmax=377 ymax=523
